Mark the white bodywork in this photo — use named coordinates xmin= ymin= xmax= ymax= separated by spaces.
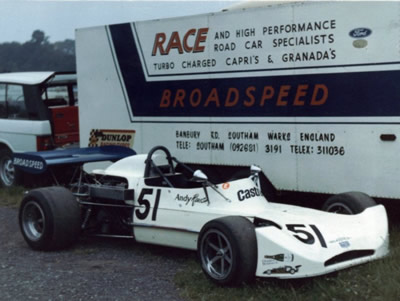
xmin=76 ymin=1 xmax=400 ymax=201
xmin=0 ymin=120 xmax=52 ymax=152
xmin=0 ymin=72 xmax=54 ymax=85
xmin=94 ymin=154 xmax=389 ymax=279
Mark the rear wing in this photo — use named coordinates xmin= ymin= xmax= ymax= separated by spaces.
xmin=13 ymin=146 xmax=136 ymax=175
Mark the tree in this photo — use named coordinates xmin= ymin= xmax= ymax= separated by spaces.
xmin=0 ymin=30 xmax=76 ymax=72
xmin=31 ymin=30 xmax=49 ymax=45
xmin=54 ymin=39 xmax=75 ymax=56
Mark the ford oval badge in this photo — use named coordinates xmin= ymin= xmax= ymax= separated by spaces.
xmin=349 ymin=28 xmax=372 ymax=38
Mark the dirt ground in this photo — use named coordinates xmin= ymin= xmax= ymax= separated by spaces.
xmin=0 ymin=207 xmax=190 ymax=301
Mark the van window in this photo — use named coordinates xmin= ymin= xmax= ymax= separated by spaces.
xmin=42 ymin=85 xmax=69 ymax=107
xmin=0 ymin=84 xmax=6 ymax=118
xmin=6 ymin=85 xmax=28 ymax=119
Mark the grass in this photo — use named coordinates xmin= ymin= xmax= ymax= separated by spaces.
xmin=175 ymin=233 xmax=400 ymax=300
xmin=1 ymin=187 xmax=399 ymax=300
xmin=174 ymin=224 xmax=400 ymax=301
xmin=0 ymin=186 xmax=25 ymax=208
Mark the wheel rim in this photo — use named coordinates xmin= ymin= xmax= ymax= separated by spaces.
xmin=0 ymin=157 xmax=15 ymax=186
xmin=22 ymin=201 xmax=46 ymax=241
xmin=200 ymin=229 xmax=233 ymax=280
xmin=325 ymin=202 xmax=353 ymax=214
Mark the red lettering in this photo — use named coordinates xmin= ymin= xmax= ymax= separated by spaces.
xmin=173 ymin=89 xmax=186 ymax=107
xmin=152 ymin=33 xmax=167 ymax=56
xmin=244 ymin=86 xmax=256 ymax=107
xmin=183 ymin=29 xmax=196 ymax=52
xmin=153 ymin=28 xmax=208 ymax=56
xmin=225 ymin=88 xmax=239 ymax=107
xmin=204 ymin=88 xmax=220 ymax=107
xmin=193 ymin=28 xmax=209 ymax=53
xmin=277 ymin=85 xmax=291 ymax=106
xmin=190 ymin=89 xmax=202 ymax=107
xmin=311 ymin=84 xmax=328 ymax=106
xmin=166 ymin=31 xmax=184 ymax=54
xmin=294 ymin=84 xmax=308 ymax=106
xmin=160 ymin=89 xmax=171 ymax=107
xmin=160 ymin=84 xmax=327 ymax=110
xmin=260 ymin=86 xmax=274 ymax=106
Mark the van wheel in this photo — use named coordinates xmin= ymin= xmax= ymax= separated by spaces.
xmin=0 ymin=149 xmax=20 ymax=187
xmin=19 ymin=187 xmax=81 ymax=250
xmin=198 ymin=216 xmax=257 ymax=286
xmin=322 ymin=192 xmax=376 ymax=214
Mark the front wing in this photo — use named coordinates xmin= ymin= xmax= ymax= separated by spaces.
xmin=254 ymin=205 xmax=389 ymax=278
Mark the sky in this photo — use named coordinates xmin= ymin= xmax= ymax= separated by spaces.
xmin=0 ymin=0 xmax=240 ymax=43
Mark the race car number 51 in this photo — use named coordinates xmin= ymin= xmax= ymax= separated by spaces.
xmin=286 ymin=224 xmax=328 ymax=248
xmin=135 ymin=189 xmax=161 ymax=221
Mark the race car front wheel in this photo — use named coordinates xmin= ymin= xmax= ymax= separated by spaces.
xmin=198 ymin=216 xmax=257 ymax=286
xmin=322 ymin=191 xmax=377 ymax=214
xmin=19 ymin=186 xmax=81 ymax=251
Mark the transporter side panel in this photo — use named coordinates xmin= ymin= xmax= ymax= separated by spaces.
xmin=76 ymin=1 xmax=400 ymax=199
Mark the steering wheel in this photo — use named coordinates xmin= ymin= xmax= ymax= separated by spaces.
xmin=144 ymin=146 xmax=175 ymax=178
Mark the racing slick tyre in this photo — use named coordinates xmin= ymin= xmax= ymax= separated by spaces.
xmin=19 ymin=186 xmax=81 ymax=251
xmin=322 ymin=191 xmax=377 ymax=215
xmin=0 ymin=148 xmax=21 ymax=187
xmin=198 ymin=216 xmax=257 ymax=286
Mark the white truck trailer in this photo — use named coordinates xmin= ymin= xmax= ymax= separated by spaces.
xmin=75 ymin=1 xmax=400 ymax=204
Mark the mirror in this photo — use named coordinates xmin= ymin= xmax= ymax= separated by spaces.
xmin=250 ymin=165 xmax=261 ymax=175
xmin=192 ymin=170 xmax=208 ymax=182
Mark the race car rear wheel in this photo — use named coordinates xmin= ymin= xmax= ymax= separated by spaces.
xmin=19 ymin=186 xmax=81 ymax=250
xmin=198 ymin=216 xmax=257 ymax=286
xmin=0 ymin=148 xmax=21 ymax=187
xmin=322 ymin=191 xmax=376 ymax=214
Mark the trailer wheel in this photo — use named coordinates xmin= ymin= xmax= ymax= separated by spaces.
xmin=198 ymin=216 xmax=257 ymax=286
xmin=19 ymin=187 xmax=81 ymax=250
xmin=322 ymin=191 xmax=376 ymax=215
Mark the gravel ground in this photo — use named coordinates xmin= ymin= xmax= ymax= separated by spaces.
xmin=0 ymin=207 xmax=191 ymax=301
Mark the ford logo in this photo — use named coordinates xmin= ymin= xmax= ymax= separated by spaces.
xmin=349 ymin=28 xmax=372 ymax=38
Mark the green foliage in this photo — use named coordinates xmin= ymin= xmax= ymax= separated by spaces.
xmin=175 ymin=226 xmax=400 ymax=301
xmin=0 ymin=186 xmax=25 ymax=208
xmin=0 ymin=30 xmax=75 ymax=72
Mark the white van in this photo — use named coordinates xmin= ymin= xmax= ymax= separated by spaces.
xmin=75 ymin=1 xmax=400 ymax=204
xmin=0 ymin=72 xmax=78 ymax=186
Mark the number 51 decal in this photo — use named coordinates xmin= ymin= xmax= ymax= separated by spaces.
xmin=286 ymin=224 xmax=327 ymax=248
xmin=135 ymin=188 xmax=161 ymax=221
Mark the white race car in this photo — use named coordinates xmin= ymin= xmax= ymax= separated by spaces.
xmin=18 ymin=146 xmax=389 ymax=285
